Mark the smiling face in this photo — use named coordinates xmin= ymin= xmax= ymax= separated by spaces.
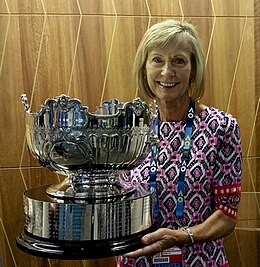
xmin=145 ymin=37 xmax=193 ymax=104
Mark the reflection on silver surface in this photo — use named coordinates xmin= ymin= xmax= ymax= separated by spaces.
xmin=24 ymin=184 xmax=154 ymax=241
xmin=21 ymin=94 xmax=157 ymax=199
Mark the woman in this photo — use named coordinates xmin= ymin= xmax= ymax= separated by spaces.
xmin=118 ymin=19 xmax=242 ymax=267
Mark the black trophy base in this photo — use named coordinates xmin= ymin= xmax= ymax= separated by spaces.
xmin=16 ymin=224 xmax=157 ymax=260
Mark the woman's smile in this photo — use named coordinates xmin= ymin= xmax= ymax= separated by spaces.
xmin=157 ymin=81 xmax=180 ymax=88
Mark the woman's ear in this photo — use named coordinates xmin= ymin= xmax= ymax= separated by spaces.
xmin=143 ymin=68 xmax=147 ymax=79
xmin=190 ymin=68 xmax=195 ymax=84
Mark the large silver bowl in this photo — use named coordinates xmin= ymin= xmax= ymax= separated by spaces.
xmin=22 ymin=94 xmax=156 ymax=199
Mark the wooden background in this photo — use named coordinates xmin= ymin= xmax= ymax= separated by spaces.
xmin=0 ymin=0 xmax=259 ymax=266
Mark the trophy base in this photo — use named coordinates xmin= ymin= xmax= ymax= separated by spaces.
xmin=16 ymin=224 xmax=157 ymax=259
xmin=17 ymin=184 xmax=156 ymax=259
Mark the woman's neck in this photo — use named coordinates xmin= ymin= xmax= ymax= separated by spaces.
xmin=157 ymin=97 xmax=191 ymax=122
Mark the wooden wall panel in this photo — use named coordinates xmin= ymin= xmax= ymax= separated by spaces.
xmin=181 ymin=0 xmax=214 ymax=16
xmin=69 ymin=16 xmax=116 ymax=110
xmin=228 ymin=18 xmax=255 ymax=157
xmin=0 ymin=222 xmax=15 ymax=267
xmin=0 ymin=16 xmax=9 ymax=70
xmin=237 ymin=192 xmax=259 ymax=227
xmin=113 ymin=0 xmax=149 ymax=16
xmin=0 ymin=169 xmax=30 ymax=267
xmin=249 ymin=158 xmax=260 ymax=192
xmin=235 ymin=230 xmax=260 ymax=267
xmin=212 ymin=0 xmax=248 ymax=16
xmin=78 ymin=0 xmax=115 ymax=15
xmin=0 ymin=1 xmax=8 ymax=13
xmin=103 ymin=16 xmax=150 ymax=102
xmin=42 ymin=0 xmax=80 ymax=14
xmin=147 ymin=0 xmax=182 ymax=16
xmin=224 ymin=232 xmax=243 ymax=267
xmin=0 ymin=16 xmax=28 ymax=168
xmin=0 ymin=0 xmax=259 ymax=267
xmin=241 ymin=159 xmax=256 ymax=192
xmin=7 ymin=0 xmax=44 ymax=14
xmin=31 ymin=16 xmax=81 ymax=110
xmin=208 ymin=18 xmax=246 ymax=111
xmin=18 ymin=16 xmax=45 ymax=96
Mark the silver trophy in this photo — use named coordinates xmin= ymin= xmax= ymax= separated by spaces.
xmin=16 ymin=94 xmax=157 ymax=259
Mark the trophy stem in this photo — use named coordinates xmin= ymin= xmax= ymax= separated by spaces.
xmin=46 ymin=172 xmax=135 ymax=199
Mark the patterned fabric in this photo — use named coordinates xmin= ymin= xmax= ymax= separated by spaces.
xmin=118 ymin=106 xmax=242 ymax=267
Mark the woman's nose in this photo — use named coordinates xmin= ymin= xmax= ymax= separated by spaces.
xmin=161 ymin=62 xmax=176 ymax=76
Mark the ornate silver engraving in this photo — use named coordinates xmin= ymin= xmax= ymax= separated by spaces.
xmin=22 ymin=94 xmax=157 ymax=199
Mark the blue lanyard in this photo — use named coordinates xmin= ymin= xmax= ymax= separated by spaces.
xmin=149 ymin=114 xmax=159 ymax=219
xmin=149 ymin=99 xmax=195 ymax=221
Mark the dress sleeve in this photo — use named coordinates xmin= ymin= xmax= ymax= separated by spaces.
xmin=213 ymin=115 xmax=242 ymax=219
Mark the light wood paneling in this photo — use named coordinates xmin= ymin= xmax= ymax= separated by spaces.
xmin=0 ymin=16 xmax=28 ymax=168
xmin=42 ymin=0 xmax=80 ymax=14
xmin=228 ymin=18 xmax=255 ymax=157
xmin=0 ymin=222 xmax=16 ymax=267
xmin=237 ymin=193 xmax=260 ymax=226
xmin=0 ymin=1 xmax=8 ymax=13
xmin=78 ymin=0 xmax=115 ymax=15
xmin=241 ymin=159 xmax=256 ymax=192
xmin=103 ymin=17 xmax=150 ymax=102
xmin=212 ymin=0 xmax=248 ymax=16
xmin=18 ymin=15 xmax=45 ymax=103
xmin=0 ymin=16 xmax=9 ymax=68
xmin=31 ymin=15 xmax=81 ymax=110
xmin=181 ymin=0 xmax=214 ymax=17
xmin=113 ymin=0 xmax=149 ymax=16
xmin=256 ymin=1 xmax=260 ymax=16
xmin=69 ymin=16 xmax=116 ymax=110
xmin=248 ymin=104 xmax=260 ymax=157
xmin=244 ymin=0 xmax=255 ymax=16
xmin=147 ymin=0 xmax=182 ymax=16
xmin=0 ymin=169 xmax=29 ymax=267
xmin=224 ymin=232 xmax=243 ymax=267
xmin=247 ymin=158 xmax=260 ymax=192
xmin=208 ymin=18 xmax=246 ymax=111
xmin=7 ymin=0 xmax=44 ymax=14
xmin=235 ymin=230 xmax=260 ymax=267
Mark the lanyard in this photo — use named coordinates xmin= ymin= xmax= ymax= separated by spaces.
xmin=149 ymin=98 xmax=195 ymax=221
xmin=149 ymin=113 xmax=159 ymax=219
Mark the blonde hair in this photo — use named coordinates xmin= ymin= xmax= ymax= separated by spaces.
xmin=133 ymin=19 xmax=205 ymax=101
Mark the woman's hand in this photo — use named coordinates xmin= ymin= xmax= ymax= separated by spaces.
xmin=124 ymin=228 xmax=188 ymax=258
xmin=124 ymin=210 xmax=237 ymax=259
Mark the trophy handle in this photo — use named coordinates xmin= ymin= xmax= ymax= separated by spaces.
xmin=21 ymin=94 xmax=31 ymax=113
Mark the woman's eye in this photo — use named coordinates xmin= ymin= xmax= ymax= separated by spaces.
xmin=152 ymin=57 xmax=162 ymax=63
xmin=174 ymin=58 xmax=185 ymax=65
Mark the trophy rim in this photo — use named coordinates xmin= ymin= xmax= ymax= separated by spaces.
xmin=22 ymin=94 xmax=152 ymax=119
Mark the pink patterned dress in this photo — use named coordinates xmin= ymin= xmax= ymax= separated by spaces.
xmin=118 ymin=106 xmax=242 ymax=267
